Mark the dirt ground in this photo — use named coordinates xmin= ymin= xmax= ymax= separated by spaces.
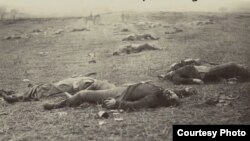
xmin=0 ymin=12 xmax=250 ymax=141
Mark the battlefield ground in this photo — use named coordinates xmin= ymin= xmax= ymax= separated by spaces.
xmin=0 ymin=12 xmax=250 ymax=141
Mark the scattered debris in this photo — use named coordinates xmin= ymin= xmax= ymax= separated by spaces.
xmin=87 ymin=53 xmax=96 ymax=63
xmin=192 ymin=19 xmax=214 ymax=26
xmin=32 ymin=29 xmax=42 ymax=33
xmin=114 ymin=117 xmax=124 ymax=122
xmin=57 ymin=111 xmax=67 ymax=117
xmin=4 ymin=35 xmax=21 ymax=40
xmin=113 ymin=23 xmax=122 ymax=27
xmin=200 ymin=94 xmax=239 ymax=107
xmin=135 ymin=21 xmax=147 ymax=26
xmin=4 ymin=34 xmax=29 ymax=40
xmin=0 ymin=112 xmax=8 ymax=116
xmin=97 ymin=111 xmax=109 ymax=119
xmin=112 ymin=112 xmax=120 ymax=115
xmin=31 ymin=29 xmax=43 ymax=36
xmin=88 ymin=53 xmax=95 ymax=58
xmin=148 ymin=23 xmax=161 ymax=28
xmin=88 ymin=53 xmax=96 ymax=63
xmin=113 ymin=43 xmax=160 ymax=55
xmin=98 ymin=120 xmax=107 ymax=126
xmin=71 ymin=74 xmax=82 ymax=78
xmin=134 ymin=21 xmax=161 ymax=28
xmin=121 ymin=28 xmax=129 ymax=32
xmin=203 ymin=97 xmax=220 ymax=106
xmin=38 ymin=51 xmax=49 ymax=56
xmin=109 ymin=109 xmax=124 ymax=115
xmin=84 ymin=72 xmax=97 ymax=77
xmin=53 ymin=29 xmax=64 ymax=35
xmin=88 ymin=60 xmax=96 ymax=64
xmin=163 ymin=25 xmax=170 ymax=28
xmin=110 ymin=109 xmax=124 ymax=113
xmin=227 ymin=78 xmax=237 ymax=85
xmin=22 ymin=79 xmax=30 ymax=82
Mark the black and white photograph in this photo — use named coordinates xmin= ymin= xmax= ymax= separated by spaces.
xmin=0 ymin=0 xmax=250 ymax=140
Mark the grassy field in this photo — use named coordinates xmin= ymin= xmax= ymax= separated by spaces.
xmin=0 ymin=12 xmax=250 ymax=141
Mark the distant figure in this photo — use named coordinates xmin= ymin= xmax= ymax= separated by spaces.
xmin=121 ymin=13 xmax=129 ymax=23
xmin=84 ymin=13 xmax=101 ymax=24
xmin=121 ymin=13 xmax=125 ymax=22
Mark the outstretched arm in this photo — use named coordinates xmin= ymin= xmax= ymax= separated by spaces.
xmin=105 ymin=94 xmax=159 ymax=110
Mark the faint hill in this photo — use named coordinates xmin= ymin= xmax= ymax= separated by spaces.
xmin=233 ymin=1 xmax=250 ymax=12
xmin=2 ymin=11 xmax=33 ymax=20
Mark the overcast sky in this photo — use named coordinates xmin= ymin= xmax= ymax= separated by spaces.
xmin=0 ymin=0 xmax=250 ymax=17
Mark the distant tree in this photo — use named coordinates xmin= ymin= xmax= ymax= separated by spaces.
xmin=10 ymin=9 xmax=18 ymax=20
xmin=219 ymin=7 xmax=228 ymax=13
xmin=0 ymin=6 xmax=7 ymax=20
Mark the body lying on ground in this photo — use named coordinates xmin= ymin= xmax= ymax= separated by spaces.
xmin=158 ymin=58 xmax=250 ymax=84
xmin=43 ymin=82 xmax=197 ymax=111
xmin=113 ymin=43 xmax=160 ymax=55
xmin=0 ymin=76 xmax=115 ymax=103
xmin=122 ymin=33 xmax=159 ymax=41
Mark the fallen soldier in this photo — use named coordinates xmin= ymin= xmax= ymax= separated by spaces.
xmin=43 ymin=82 xmax=197 ymax=111
xmin=113 ymin=43 xmax=160 ymax=55
xmin=164 ymin=27 xmax=183 ymax=34
xmin=158 ymin=58 xmax=250 ymax=84
xmin=0 ymin=76 xmax=115 ymax=103
xmin=71 ymin=28 xmax=90 ymax=32
xmin=122 ymin=33 xmax=159 ymax=41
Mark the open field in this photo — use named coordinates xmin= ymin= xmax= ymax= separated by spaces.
xmin=0 ymin=12 xmax=250 ymax=141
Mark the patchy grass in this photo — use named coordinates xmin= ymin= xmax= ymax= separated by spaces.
xmin=0 ymin=12 xmax=250 ymax=141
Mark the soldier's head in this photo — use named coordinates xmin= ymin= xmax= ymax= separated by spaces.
xmin=162 ymin=89 xmax=180 ymax=106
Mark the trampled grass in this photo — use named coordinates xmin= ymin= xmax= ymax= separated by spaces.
xmin=0 ymin=12 xmax=250 ymax=140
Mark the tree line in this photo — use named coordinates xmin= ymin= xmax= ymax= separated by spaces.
xmin=0 ymin=6 xmax=18 ymax=20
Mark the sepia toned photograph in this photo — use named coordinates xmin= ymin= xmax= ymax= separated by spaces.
xmin=0 ymin=0 xmax=250 ymax=140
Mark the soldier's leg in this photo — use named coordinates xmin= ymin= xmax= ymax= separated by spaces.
xmin=204 ymin=63 xmax=250 ymax=82
xmin=43 ymin=90 xmax=119 ymax=110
